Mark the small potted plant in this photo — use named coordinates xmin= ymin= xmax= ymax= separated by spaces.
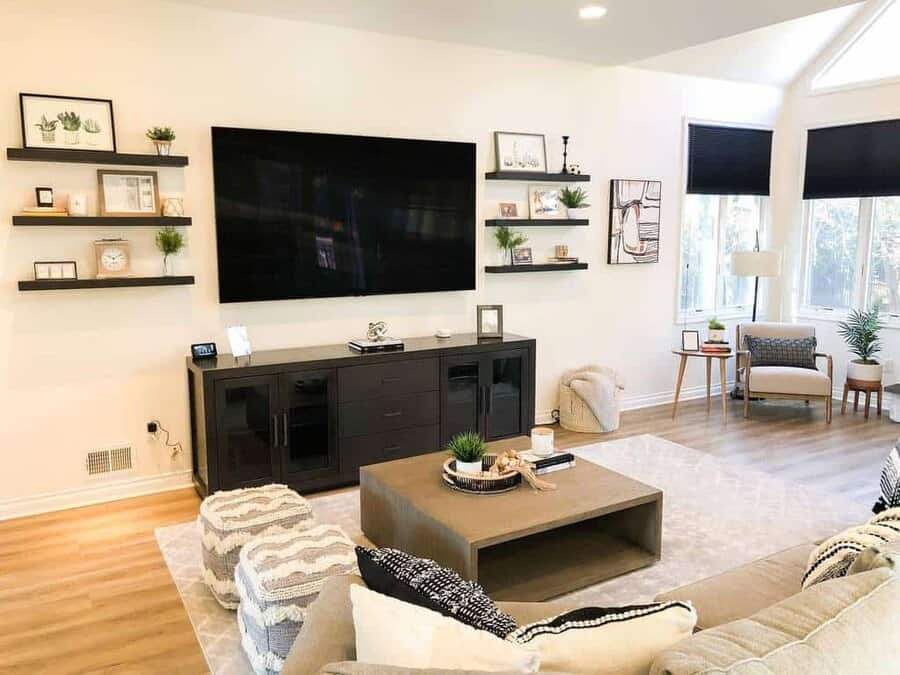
xmin=83 ymin=119 xmax=102 ymax=146
xmin=57 ymin=111 xmax=81 ymax=145
xmin=493 ymin=224 xmax=527 ymax=266
xmin=447 ymin=430 xmax=486 ymax=475
xmin=34 ymin=115 xmax=58 ymax=143
xmin=707 ymin=317 xmax=726 ymax=343
xmin=838 ymin=307 xmax=884 ymax=384
xmin=559 ymin=186 xmax=590 ymax=217
xmin=156 ymin=226 xmax=185 ymax=276
xmin=146 ymin=126 xmax=176 ymax=156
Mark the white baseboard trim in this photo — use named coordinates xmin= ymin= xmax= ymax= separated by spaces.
xmin=536 ymin=381 xmax=735 ymax=425
xmin=0 ymin=469 xmax=194 ymax=522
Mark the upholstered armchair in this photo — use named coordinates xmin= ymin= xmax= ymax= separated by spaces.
xmin=736 ymin=323 xmax=833 ymax=424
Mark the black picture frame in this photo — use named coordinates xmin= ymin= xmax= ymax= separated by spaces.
xmin=682 ymin=330 xmax=700 ymax=352
xmin=477 ymin=305 xmax=504 ymax=340
xmin=20 ymin=92 xmax=117 ymax=153
xmin=191 ymin=342 xmax=219 ymax=360
xmin=34 ymin=260 xmax=78 ymax=281
xmin=35 ymin=186 xmax=53 ymax=208
xmin=493 ymin=131 xmax=548 ymax=174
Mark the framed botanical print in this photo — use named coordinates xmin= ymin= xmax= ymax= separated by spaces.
xmin=98 ymin=170 xmax=160 ymax=216
xmin=493 ymin=132 xmax=547 ymax=173
xmin=20 ymin=93 xmax=116 ymax=152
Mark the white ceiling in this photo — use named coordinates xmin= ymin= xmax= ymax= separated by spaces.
xmin=176 ymin=0 xmax=860 ymax=66
xmin=633 ymin=3 xmax=863 ymax=86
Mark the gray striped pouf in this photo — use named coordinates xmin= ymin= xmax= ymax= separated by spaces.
xmin=199 ymin=484 xmax=315 ymax=609
xmin=236 ymin=524 xmax=358 ymax=675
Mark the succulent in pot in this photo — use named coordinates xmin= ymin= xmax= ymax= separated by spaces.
xmin=57 ymin=111 xmax=81 ymax=145
xmin=707 ymin=317 xmax=726 ymax=343
xmin=559 ymin=186 xmax=590 ymax=217
xmin=146 ymin=126 xmax=176 ymax=156
xmin=447 ymin=430 xmax=486 ymax=475
xmin=838 ymin=307 xmax=884 ymax=384
xmin=34 ymin=115 xmax=58 ymax=143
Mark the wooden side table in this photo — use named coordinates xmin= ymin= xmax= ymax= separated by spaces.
xmin=672 ymin=349 xmax=732 ymax=421
xmin=841 ymin=378 xmax=883 ymax=419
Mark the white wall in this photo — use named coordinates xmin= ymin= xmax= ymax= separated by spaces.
xmin=0 ymin=0 xmax=782 ymax=513
xmin=770 ymin=0 xmax=900 ymax=392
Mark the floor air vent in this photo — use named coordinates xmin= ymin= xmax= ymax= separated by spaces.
xmin=86 ymin=446 xmax=133 ymax=476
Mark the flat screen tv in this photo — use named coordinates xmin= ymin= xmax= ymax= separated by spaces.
xmin=211 ymin=127 xmax=476 ymax=303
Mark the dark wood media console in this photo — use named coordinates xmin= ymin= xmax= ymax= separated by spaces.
xmin=187 ymin=333 xmax=536 ymax=496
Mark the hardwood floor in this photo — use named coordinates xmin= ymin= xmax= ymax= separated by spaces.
xmin=0 ymin=396 xmax=895 ymax=673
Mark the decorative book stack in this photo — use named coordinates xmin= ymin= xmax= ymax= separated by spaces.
xmin=533 ymin=452 xmax=576 ymax=475
xmin=701 ymin=341 xmax=731 ymax=354
xmin=21 ymin=206 xmax=67 ymax=217
xmin=547 ymin=257 xmax=579 ymax=264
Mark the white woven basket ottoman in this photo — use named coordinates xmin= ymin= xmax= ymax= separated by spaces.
xmin=558 ymin=380 xmax=621 ymax=433
xmin=236 ymin=524 xmax=358 ymax=675
xmin=199 ymin=484 xmax=315 ymax=609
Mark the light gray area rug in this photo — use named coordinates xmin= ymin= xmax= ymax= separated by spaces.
xmin=156 ymin=434 xmax=871 ymax=674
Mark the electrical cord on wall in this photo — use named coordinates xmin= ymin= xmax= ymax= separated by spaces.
xmin=149 ymin=419 xmax=183 ymax=457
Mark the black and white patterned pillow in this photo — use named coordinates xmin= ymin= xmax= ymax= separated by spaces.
xmin=355 ymin=546 xmax=517 ymax=638
xmin=874 ymin=444 xmax=900 ymax=514
xmin=802 ymin=515 xmax=900 ymax=589
xmin=743 ymin=335 xmax=817 ymax=369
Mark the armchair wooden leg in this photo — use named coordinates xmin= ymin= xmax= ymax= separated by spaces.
xmin=826 ymin=396 xmax=832 ymax=424
xmin=841 ymin=383 xmax=849 ymax=415
xmin=743 ymin=382 xmax=750 ymax=419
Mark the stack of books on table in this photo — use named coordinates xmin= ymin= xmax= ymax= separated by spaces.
xmin=532 ymin=452 xmax=576 ymax=475
xmin=20 ymin=207 xmax=68 ymax=217
xmin=701 ymin=341 xmax=731 ymax=354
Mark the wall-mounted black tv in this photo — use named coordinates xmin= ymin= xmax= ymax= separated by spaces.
xmin=211 ymin=127 xmax=476 ymax=303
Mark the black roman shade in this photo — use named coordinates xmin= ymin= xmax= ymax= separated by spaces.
xmin=686 ymin=124 xmax=773 ymax=196
xmin=804 ymin=119 xmax=900 ymax=199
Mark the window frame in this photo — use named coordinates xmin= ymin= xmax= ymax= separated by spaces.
xmin=676 ymin=118 xmax=774 ymax=324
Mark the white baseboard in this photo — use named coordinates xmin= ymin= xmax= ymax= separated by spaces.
xmin=0 ymin=469 xmax=194 ymax=522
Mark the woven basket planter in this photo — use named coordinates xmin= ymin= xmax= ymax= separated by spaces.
xmin=558 ymin=380 xmax=621 ymax=433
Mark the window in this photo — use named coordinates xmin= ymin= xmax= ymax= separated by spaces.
xmin=801 ymin=196 xmax=900 ymax=321
xmin=679 ymin=194 xmax=767 ymax=316
xmin=813 ymin=0 xmax=900 ymax=91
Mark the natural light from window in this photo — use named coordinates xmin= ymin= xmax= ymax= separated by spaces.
xmin=813 ymin=0 xmax=900 ymax=90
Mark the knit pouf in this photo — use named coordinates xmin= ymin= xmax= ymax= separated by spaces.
xmin=236 ymin=524 xmax=358 ymax=675
xmin=199 ymin=484 xmax=315 ymax=609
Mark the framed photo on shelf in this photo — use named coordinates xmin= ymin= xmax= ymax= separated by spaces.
xmin=499 ymin=202 xmax=518 ymax=218
xmin=20 ymin=93 xmax=116 ymax=152
xmin=529 ymin=185 xmax=564 ymax=219
xmin=97 ymin=170 xmax=160 ymax=216
xmin=512 ymin=247 xmax=533 ymax=265
xmin=681 ymin=330 xmax=700 ymax=352
xmin=35 ymin=187 xmax=53 ymax=208
xmin=493 ymin=131 xmax=547 ymax=173
xmin=477 ymin=305 xmax=503 ymax=340
xmin=34 ymin=260 xmax=77 ymax=281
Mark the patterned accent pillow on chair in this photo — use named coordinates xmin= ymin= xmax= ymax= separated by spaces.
xmin=874 ymin=444 xmax=900 ymax=513
xmin=743 ymin=335 xmax=817 ymax=369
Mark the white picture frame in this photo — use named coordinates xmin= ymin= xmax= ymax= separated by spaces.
xmin=528 ymin=185 xmax=564 ymax=219
xmin=227 ymin=325 xmax=252 ymax=357
xmin=494 ymin=132 xmax=547 ymax=173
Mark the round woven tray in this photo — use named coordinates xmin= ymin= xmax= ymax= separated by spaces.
xmin=442 ymin=455 xmax=522 ymax=495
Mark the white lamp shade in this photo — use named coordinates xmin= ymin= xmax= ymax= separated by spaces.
xmin=731 ymin=250 xmax=782 ymax=277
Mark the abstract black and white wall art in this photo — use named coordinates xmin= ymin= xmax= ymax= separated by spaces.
xmin=607 ymin=179 xmax=661 ymax=264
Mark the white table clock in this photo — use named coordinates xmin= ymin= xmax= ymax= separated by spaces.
xmin=93 ymin=239 xmax=131 ymax=279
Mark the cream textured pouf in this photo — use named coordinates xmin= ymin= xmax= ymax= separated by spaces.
xmin=199 ymin=484 xmax=315 ymax=609
xmin=236 ymin=523 xmax=357 ymax=675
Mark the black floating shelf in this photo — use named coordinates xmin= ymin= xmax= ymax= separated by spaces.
xmin=485 ymin=171 xmax=590 ymax=182
xmin=485 ymin=263 xmax=588 ymax=273
xmin=6 ymin=147 xmax=189 ymax=167
xmin=485 ymin=218 xmax=588 ymax=227
xmin=18 ymin=275 xmax=195 ymax=291
xmin=13 ymin=216 xmax=192 ymax=227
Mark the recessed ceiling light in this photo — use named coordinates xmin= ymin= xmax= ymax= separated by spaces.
xmin=579 ymin=5 xmax=608 ymax=20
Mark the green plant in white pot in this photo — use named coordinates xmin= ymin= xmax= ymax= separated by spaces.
xmin=559 ymin=186 xmax=590 ymax=217
xmin=707 ymin=317 xmax=726 ymax=343
xmin=146 ymin=126 xmax=176 ymax=156
xmin=838 ymin=307 xmax=884 ymax=384
xmin=447 ymin=430 xmax=486 ymax=475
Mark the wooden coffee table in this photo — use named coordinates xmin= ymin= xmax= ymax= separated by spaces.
xmin=360 ymin=451 xmax=662 ymax=601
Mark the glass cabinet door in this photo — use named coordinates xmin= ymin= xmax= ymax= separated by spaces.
xmin=279 ymin=369 xmax=339 ymax=483
xmin=214 ymin=376 xmax=279 ymax=488
xmin=485 ymin=350 xmax=526 ymax=441
xmin=440 ymin=357 xmax=483 ymax=446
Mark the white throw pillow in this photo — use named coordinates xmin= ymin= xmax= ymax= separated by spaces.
xmin=350 ymin=585 xmax=540 ymax=672
xmin=507 ymin=602 xmax=697 ymax=675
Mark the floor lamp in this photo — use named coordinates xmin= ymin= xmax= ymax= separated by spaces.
xmin=731 ymin=250 xmax=782 ymax=322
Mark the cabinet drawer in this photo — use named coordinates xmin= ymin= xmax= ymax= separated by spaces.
xmin=339 ymin=358 xmax=438 ymax=402
xmin=343 ymin=424 xmax=440 ymax=470
xmin=340 ymin=392 xmax=439 ymax=437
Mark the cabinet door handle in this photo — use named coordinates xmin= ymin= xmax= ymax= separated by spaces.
xmin=382 ymin=377 xmax=401 ymax=384
xmin=282 ymin=413 xmax=289 ymax=447
xmin=486 ymin=385 xmax=493 ymax=415
xmin=383 ymin=445 xmax=402 ymax=454
xmin=272 ymin=415 xmax=279 ymax=447
xmin=383 ymin=411 xmax=403 ymax=418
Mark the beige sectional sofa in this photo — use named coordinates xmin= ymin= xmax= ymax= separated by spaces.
xmin=282 ymin=540 xmax=900 ymax=674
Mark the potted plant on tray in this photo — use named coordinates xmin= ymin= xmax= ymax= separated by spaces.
xmin=447 ymin=430 xmax=486 ymax=475
xmin=156 ymin=226 xmax=185 ymax=276
xmin=838 ymin=307 xmax=884 ymax=384
xmin=493 ymin=224 xmax=527 ymax=266
xmin=707 ymin=317 xmax=726 ymax=343
xmin=559 ymin=186 xmax=590 ymax=217
xmin=146 ymin=126 xmax=176 ymax=156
